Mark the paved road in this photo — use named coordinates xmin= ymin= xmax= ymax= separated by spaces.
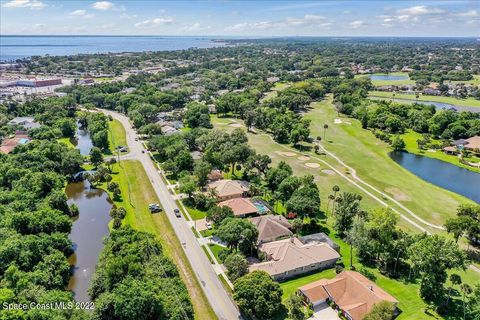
xmin=101 ymin=109 xmax=242 ymax=320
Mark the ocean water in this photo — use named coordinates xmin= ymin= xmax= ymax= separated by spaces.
xmin=0 ymin=35 xmax=228 ymax=61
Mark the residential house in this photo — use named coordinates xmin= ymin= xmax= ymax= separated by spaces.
xmin=249 ymin=237 xmax=340 ymax=281
xmin=0 ymin=133 xmax=30 ymax=154
xmin=249 ymin=214 xmax=292 ymax=243
xmin=207 ymin=179 xmax=250 ymax=201
xmin=298 ymin=271 xmax=398 ymax=320
xmin=8 ymin=117 xmax=41 ymax=130
xmin=463 ymin=136 xmax=480 ymax=154
xmin=219 ymin=198 xmax=259 ymax=218
xmin=207 ymin=169 xmax=223 ymax=182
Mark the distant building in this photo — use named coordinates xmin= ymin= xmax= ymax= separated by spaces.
xmin=16 ymin=78 xmax=62 ymax=87
xmin=249 ymin=237 xmax=340 ymax=281
xmin=8 ymin=117 xmax=41 ymax=130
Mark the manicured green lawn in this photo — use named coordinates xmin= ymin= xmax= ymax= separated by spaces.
xmin=58 ymin=137 xmax=75 ymax=148
xmin=400 ymin=130 xmax=480 ymax=173
xmin=108 ymin=119 xmax=127 ymax=152
xmin=97 ymin=160 xmax=217 ymax=320
xmin=184 ymin=203 xmax=207 ymax=220
xmin=207 ymin=243 xmax=226 ymax=262
xmin=369 ymin=90 xmax=480 ymax=108
xmin=356 ymin=72 xmax=416 ymax=86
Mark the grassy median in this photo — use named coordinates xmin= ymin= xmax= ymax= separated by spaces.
xmin=99 ymin=160 xmax=217 ymax=320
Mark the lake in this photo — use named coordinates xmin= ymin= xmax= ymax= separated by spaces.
xmin=0 ymin=35 xmax=228 ymax=61
xmin=66 ymin=180 xmax=112 ymax=303
xmin=72 ymin=121 xmax=94 ymax=156
xmin=390 ymin=151 xmax=480 ymax=204
xmin=369 ymin=74 xmax=408 ymax=81
xmin=369 ymin=96 xmax=480 ymax=113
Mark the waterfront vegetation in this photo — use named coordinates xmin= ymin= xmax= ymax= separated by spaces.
xmin=369 ymin=90 xmax=480 ymax=108
xmin=400 ymin=130 xmax=480 ymax=172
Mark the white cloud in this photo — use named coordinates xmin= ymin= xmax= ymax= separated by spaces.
xmin=286 ymin=14 xmax=326 ymax=26
xmin=3 ymin=0 xmax=47 ymax=9
xmin=456 ymin=10 xmax=479 ymax=17
xmin=181 ymin=22 xmax=211 ymax=32
xmin=226 ymin=21 xmax=275 ymax=31
xmin=92 ymin=1 xmax=114 ymax=10
xmin=397 ymin=6 xmax=444 ymax=16
xmin=70 ymin=9 xmax=86 ymax=16
xmin=350 ymin=20 xmax=365 ymax=28
xmin=134 ymin=17 xmax=174 ymax=28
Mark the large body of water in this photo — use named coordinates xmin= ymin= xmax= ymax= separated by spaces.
xmin=0 ymin=35 xmax=228 ymax=61
xmin=390 ymin=151 xmax=480 ymax=204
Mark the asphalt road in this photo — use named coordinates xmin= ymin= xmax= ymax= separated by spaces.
xmin=101 ymin=109 xmax=242 ymax=320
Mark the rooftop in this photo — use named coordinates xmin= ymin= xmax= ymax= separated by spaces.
xmin=249 ymin=214 xmax=292 ymax=243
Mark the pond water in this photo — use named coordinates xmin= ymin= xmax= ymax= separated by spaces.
xmin=369 ymin=96 xmax=480 ymax=113
xmin=389 ymin=151 xmax=480 ymax=204
xmin=66 ymin=178 xmax=112 ymax=302
xmin=369 ymin=74 xmax=408 ymax=81
xmin=71 ymin=122 xmax=93 ymax=156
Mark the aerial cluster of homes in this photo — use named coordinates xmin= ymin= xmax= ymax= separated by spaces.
xmin=204 ymin=175 xmax=398 ymax=320
xmin=0 ymin=117 xmax=40 ymax=154
xmin=443 ymin=136 xmax=480 ymax=156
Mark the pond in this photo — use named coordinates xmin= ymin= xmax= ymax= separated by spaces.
xmin=71 ymin=121 xmax=93 ymax=156
xmin=390 ymin=151 xmax=480 ymax=204
xmin=369 ymin=74 xmax=408 ymax=81
xmin=369 ymin=96 xmax=480 ymax=113
xmin=66 ymin=180 xmax=112 ymax=302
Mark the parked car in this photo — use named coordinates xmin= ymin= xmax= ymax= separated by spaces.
xmin=148 ymin=203 xmax=162 ymax=213
xmin=174 ymin=208 xmax=181 ymax=218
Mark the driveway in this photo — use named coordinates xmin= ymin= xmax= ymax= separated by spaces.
xmin=310 ymin=303 xmax=340 ymax=320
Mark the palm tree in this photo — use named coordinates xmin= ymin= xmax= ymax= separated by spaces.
xmin=460 ymin=283 xmax=472 ymax=320
xmin=327 ymin=194 xmax=335 ymax=212
xmin=331 ymin=185 xmax=340 ymax=213
xmin=323 ymin=124 xmax=329 ymax=141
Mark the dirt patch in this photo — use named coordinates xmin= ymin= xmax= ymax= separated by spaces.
xmin=385 ymin=187 xmax=411 ymax=202
xmin=321 ymin=169 xmax=335 ymax=175
xmin=276 ymin=151 xmax=296 ymax=157
xmin=298 ymin=156 xmax=310 ymax=161
xmin=305 ymin=162 xmax=321 ymax=168
xmin=228 ymin=123 xmax=243 ymax=128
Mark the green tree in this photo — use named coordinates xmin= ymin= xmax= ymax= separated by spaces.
xmin=391 ymin=136 xmax=406 ymax=151
xmin=179 ymin=174 xmax=197 ymax=200
xmin=224 ymin=253 xmax=248 ymax=281
xmin=363 ymin=301 xmax=396 ymax=320
xmin=217 ymin=218 xmax=258 ymax=254
xmin=233 ymin=271 xmax=283 ymax=320
xmin=193 ymin=160 xmax=212 ymax=187
xmin=285 ymin=293 xmax=305 ymax=320
xmin=333 ymin=192 xmax=362 ymax=236
xmin=409 ymin=235 xmax=468 ymax=301
xmin=89 ymin=147 xmax=104 ymax=168
xmin=206 ymin=206 xmax=234 ymax=227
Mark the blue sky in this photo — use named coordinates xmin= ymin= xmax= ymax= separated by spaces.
xmin=1 ymin=0 xmax=479 ymax=36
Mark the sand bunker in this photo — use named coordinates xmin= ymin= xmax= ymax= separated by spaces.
xmin=228 ymin=123 xmax=243 ymax=128
xmin=305 ymin=162 xmax=321 ymax=168
xmin=277 ymin=151 xmax=296 ymax=157
xmin=334 ymin=119 xmax=342 ymax=124
xmin=321 ymin=169 xmax=335 ymax=175
xmin=298 ymin=156 xmax=310 ymax=161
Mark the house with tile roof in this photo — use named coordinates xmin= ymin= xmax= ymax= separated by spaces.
xmin=249 ymin=237 xmax=340 ymax=281
xmin=299 ymin=271 xmax=398 ymax=320
xmin=219 ymin=197 xmax=259 ymax=217
xmin=207 ymin=179 xmax=250 ymax=201
xmin=249 ymin=214 xmax=293 ymax=243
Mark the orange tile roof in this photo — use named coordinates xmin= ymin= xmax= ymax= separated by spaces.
xmin=299 ymin=271 xmax=398 ymax=320
xmin=218 ymin=197 xmax=258 ymax=216
xmin=249 ymin=214 xmax=292 ymax=243
xmin=465 ymin=136 xmax=480 ymax=150
xmin=207 ymin=179 xmax=250 ymax=199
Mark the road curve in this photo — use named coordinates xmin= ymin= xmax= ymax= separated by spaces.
xmin=101 ymin=109 xmax=242 ymax=320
